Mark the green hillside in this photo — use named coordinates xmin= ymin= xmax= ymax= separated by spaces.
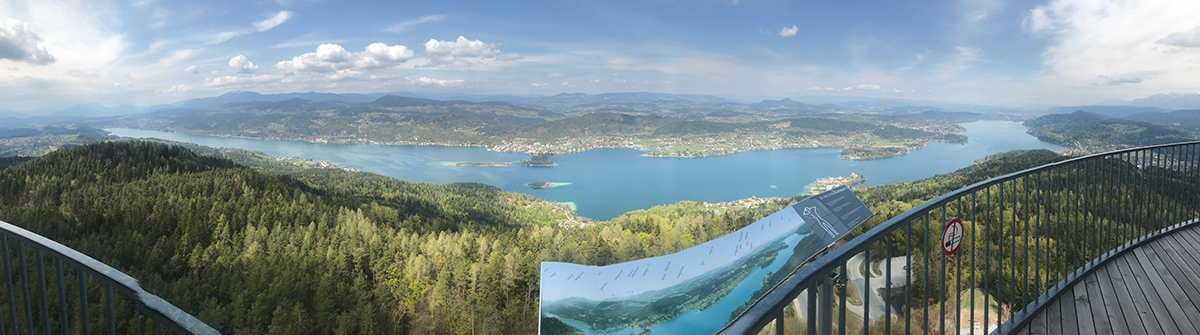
xmin=0 ymin=142 xmax=1121 ymax=334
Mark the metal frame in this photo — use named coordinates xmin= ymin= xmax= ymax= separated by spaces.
xmin=0 ymin=220 xmax=219 ymax=335
xmin=719 ymin=141 xmax=1200 ymax=335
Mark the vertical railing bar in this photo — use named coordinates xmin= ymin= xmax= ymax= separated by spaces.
xmin=136 ymin=312 xmax=142 ymax=335
xmin=970 ymin=191 xmax=977 ymax=335
xmin=1136 ymin=150 xmax=1144 ymax=241
xmin=105 ymin=285 xmax=114 ymax=335
xmin=983 ymin=186 xmax=990 ymax=335
xmin=808 ymin=281 xmax=817 ymax=335
xmin=1089 ymin=157 xmax=1099 ymax=260
xmin=1035 ymin=170 xmax=1042 ymax=297
xmin=1070 ymin=160 xmax=1077 ymax=275
xmin=3 ymin=235 xmax=19 ymax=335
xmin=1156 ymin=148 xmax=1164 ymax=232
xmin=1103 ymin=155 xmax=1109 ymax=252
xmin=1121 ymin=152 xmax=1127 ymax=244
xmin=1174 ymin=146 xmax=1182 ymax=226
xmin=924 ymin=213 xmax=930 ymax=335
xmin=1023 ymin=175 xmax=1030 ymax=309
xmin=955 ymin=198 xmax=962 ymax=335
xmin=902 ymin=211 xmax=912 ymax=335
xmin=36 ymin=250 xmax=49 ymax=335
xmin=19 ymin=242 xmax=33 ymax=334
xmin=885 ymin=234 xmax=892 ymax=335
xmin=1167 ymin=146 xmax=1175 ymax=228
xmin=940 ymin=207 xmax=946 ymax=335
xmin=838 ymin=262 xmax=846 ymax=335
xmin=1010 ymin=180 xmax=1017 ymax=322
xmin=55 ymin=259 xmax=66 ymax=335
xmin=1059 ymin=165 xmax=1067 ymax=285
xmin=79 ymin=268 xmax=89 ymax=335
xmin=864 ymin=247 xmax=870 ymax=335
xmin=998 ymin=181 xmax=1005 ymax=330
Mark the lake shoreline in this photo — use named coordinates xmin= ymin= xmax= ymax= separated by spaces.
xmin=108 ymin=127 xmax=953 ymax=160
xmin=105 ymin=121 xmax=1069 ymax=220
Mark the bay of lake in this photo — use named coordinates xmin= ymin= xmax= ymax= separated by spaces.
xmin=107 ymin=120 xmax=1068 ymax=220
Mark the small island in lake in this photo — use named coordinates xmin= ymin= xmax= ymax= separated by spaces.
xmin=808 ymin=173 xmax=865 ymax=195
xmin=452 ymin=162 xmax=513 ymax=166
xmin=527 ymin=182 xmax=572 ymax=189
xmin=522 ymin=152 xmax=556 ymax=166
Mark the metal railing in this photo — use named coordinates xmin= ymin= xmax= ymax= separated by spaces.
xmin=0 ymin=220 xmax=219 ymax=335
xmin=720 ymin=141 xmax=1200 ymax=335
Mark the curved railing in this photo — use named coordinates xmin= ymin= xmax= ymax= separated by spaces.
xmin=0 ymin=220 xmax=219 ymax=334
xmin=720 ymin=141 xmax=1200 ymax=335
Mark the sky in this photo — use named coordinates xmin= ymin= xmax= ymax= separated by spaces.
xmin=2 ymin=0 xmax=1200 ymax=111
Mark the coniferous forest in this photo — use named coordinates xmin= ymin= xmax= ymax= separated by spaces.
xmin=0 ymin=141 xmax=1149 ymax=334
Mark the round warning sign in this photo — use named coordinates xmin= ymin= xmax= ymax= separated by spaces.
xmin=942 ymin=218 xmax=964 ymax=255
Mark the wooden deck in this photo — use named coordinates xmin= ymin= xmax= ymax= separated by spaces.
xmin=1018 ymin=224 xmax=1200 ymax=335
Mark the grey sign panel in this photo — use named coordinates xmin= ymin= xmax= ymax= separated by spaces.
xmin=539 ymin=186 xmax=874 ymax=335
xmin=794 ymin=185 xmax=873 ymax=245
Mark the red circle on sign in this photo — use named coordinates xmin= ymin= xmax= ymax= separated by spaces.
xmin=942 ymin=218 xmax=964 ymax=255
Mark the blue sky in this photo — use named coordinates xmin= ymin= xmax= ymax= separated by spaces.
xmin=2 ymin=0 xmax=1200 ymax=110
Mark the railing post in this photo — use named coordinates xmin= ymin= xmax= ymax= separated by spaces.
xmin=818 ymin=271 xmax=838 ymax=335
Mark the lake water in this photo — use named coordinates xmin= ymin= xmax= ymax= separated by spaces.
xmin=107 ymin=120 xmax=1068 ymax=220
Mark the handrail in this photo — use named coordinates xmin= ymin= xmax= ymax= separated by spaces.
xmin=720 ymin=140 xmax=1200 ymax=335
xmin=0 ymin=220 xmax=220 ymax=335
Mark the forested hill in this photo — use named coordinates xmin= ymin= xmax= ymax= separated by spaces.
xmin=0 ymin=142 xmax=1071 ymax=334
xmin=1024 ymin=111 xmax=1194 ymax=153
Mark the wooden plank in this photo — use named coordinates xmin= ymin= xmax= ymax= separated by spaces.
xmin=1016 ymin=323 xmax=1031 ymax=335
xmin=1083 ymin=272 xmax=1114 ymax=335
xmin=1176 ymin=228 xmax=1200 ymax=259
xmin=1150 ymin=237 xmax=1200 ymax=314
xmin=1113 ymin=254 xmax=1165 ymax=334
xmin=1133 ymin=247 xmax=1200 ymax=334
xmin=1093 ymin=262 xmax=1132 ymax=335
xmin=1059 ymin=278 xmax=1080 ymax=335
xmin=1171 ymin=230 xmax=1200 ymax=268
xmin=1029 ymin=296 xmax=1049 ymax=335
xmin=1073 ymin=276 xmax=1098 ymax=334
xmin=1046 ymin=290 xmax=1064 ymax=335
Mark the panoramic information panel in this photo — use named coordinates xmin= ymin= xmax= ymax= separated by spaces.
xmin=539 ymin=186 xmax=873 ymax=335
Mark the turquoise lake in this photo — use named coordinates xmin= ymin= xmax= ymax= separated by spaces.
xmin=107 ymin=120 xmax=1068 ymax=220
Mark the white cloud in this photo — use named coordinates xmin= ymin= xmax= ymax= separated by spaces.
xmin=276 ymin=43 xmax=415 ymax=74
xmin=416 ymin=76 xmax=463 ymax=86
xmin=422 ymin=36 xmax=521 ymax=70
xmin=0 ymin=18 xmax=56 ymax=65
xmin=208 ymin=11 xmax=294 ymax=45
xmin=384 ymin=15 xmax=444 ymax=34
xmin=531 ymin=82 xmax=547 ymax=87
xmin=1023 ymin=0 xmax=1200 ymax=101
xmin=184 ymin=65 xmax=198 ymax=74
xmin=228 ymin=55 xmax=258 ymax=73
xmin=157 ymin=84 xmax=191 ymax=93
xmin=807 ymin=86 xmax=835 ymax=91
xmin=254 ymin=11 xmax=294 ymax=32
xmin=274 ymin=42 xmax=415 ymax=74
xmin=856 ymin=84 xmax=881 ymax=90
xmin=1094 ymin=72 xmax=1161 ymax=86
xmin=1157 ymin=26 xmax=1200 ymax=48
xmin=778 ymin=25 xmax=798 ymax=37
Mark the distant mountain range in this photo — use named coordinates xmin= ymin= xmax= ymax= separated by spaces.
xmin=8 ymin=90 xmax=1200 ymax=122
xmin=1092 ymin=92 xmax=1200 ymax=110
